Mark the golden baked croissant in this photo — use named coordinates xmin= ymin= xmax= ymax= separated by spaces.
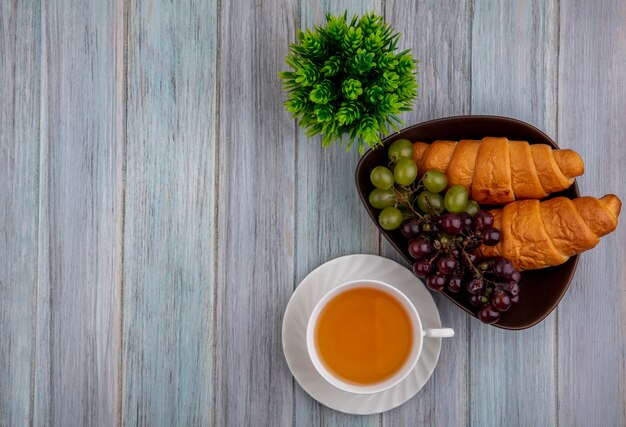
xmin=412 ymin=137 xmax=584 ymax=204
xmin=479 ymin=194 xmax=621 ymax=270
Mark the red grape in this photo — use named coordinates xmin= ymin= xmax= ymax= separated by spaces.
xmin=437 ymin=256 xmax=457 ymax=274
xmin=412 ymin=260 xmax=432 ymax=277
xmin=459 ymin=212 xmax=473 ymax=229
xmin=469 ymin=294 xmax=482 ymax=307
xmin=408 ymin=238 xmax=431 ymax=259
xmin=478 ymin=304 xmax=501 ymax=324
xmin=482 ymin=227 xmax=501 ymax=246
xmin=466 ymin=278 xmax=484 ymax=295
xmin=493 ymin=257 xmax=516 ymax=280
xmin=400 ymin=219 xmax=422 ymax=238
xmin=510 ymin=270 xmax=521 ymax=284
xmin=426 ymin=273 xmax=447 ymax=291
xmin=441 ymin=213 xmax=463 ymax=235
xmin=473 ymin=211 xmax=494 ymax=230
xmin=492 ymin=290 xmax=512 ymax=311
xmin=503 ymin=281 xmax=520 ymax=298
xmin=448 ymin=275 xmax=463 ymax=293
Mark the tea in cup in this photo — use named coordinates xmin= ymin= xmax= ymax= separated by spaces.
xmin=306 ymin=279 xmax=454 ymax=394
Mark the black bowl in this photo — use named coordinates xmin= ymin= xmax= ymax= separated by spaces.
xmin=355 ymin=115 xmax=579 ymax=330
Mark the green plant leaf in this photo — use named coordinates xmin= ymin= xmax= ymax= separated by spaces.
xmin=341 ymin=78 xmax=363 ymax=101
xmin=279 ymin=11 xmax=419 ymax=152
xmin=309 ymin=80 xmax=334 ymax=104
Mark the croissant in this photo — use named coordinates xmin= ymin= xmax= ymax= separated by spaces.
xmin=412 ymin=137 xmax=584 ymax=204
xmin=478 ymin=194 xmax=621 ymax=270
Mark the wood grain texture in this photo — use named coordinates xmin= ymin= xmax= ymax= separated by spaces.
xmin=557 ymin=1 xmax=626 ymax=426
xmin=471 ymin=0 xmax=559 ymax=137
xmin=381 ymin=1 xmax=472 ymax=426
xmin=1 ymin=1 xmax=626 ymax=425
xmin=0 ymin=0 xmax=40 ymax=424
xmin=33 ymin=0 xmax=125 ymax=425
xmin=469 ymin=2 xmax=559 ymax=426
xmin=122 ymin=0 xmax=216 ymax=425
xmin=214 ymin=0 xmax=297 ymax=425
xmin=293 ymin=2 xmax=383 ymax=426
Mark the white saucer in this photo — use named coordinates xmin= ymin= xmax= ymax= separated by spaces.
xmin=282 ymin=254 xmax=443 ymax=415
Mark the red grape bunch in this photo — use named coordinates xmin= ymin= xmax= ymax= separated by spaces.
xmin=367 ymin=139 xmax=522 ymax=324
xmin=406 ymin=209 xmax=521 ymax=324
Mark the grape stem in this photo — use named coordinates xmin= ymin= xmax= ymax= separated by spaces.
xmin=462 ymin=250 xmax=498 ymax=289
xmin=428 ymin=250 xmax=440 ymax=264
xmin=392 ymin=186 xmax=423 ymax=219
xmin=461 ymin=251 xmax=480 ymax=276
xmin=461 ymin=251 xmax=501 ymax=307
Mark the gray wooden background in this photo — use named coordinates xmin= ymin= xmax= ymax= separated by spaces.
xmin=1 ymin=0 xmax=625 ymax=426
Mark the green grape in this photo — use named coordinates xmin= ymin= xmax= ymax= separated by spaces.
xmin=370 ymin=166 xmax=394 ymax=190
xmin=393 ymin=158 xmax=418 ymax=186
xmin=388 ymin=139 xmax=413 ymax=162
xmin=444 ymin=185 xmax=469 ymax=213
xmin=369 ymin=189 xmax=396 ymax=209
xmin=464 ymin=200 xmax=480 ymax=216
xmin=423 ymin=169 xmax=447 ymax=193
xmin=417 ymin=191 xmax=444 ymax=214
xmin=378 ymin=207 xmax=403 ymax=230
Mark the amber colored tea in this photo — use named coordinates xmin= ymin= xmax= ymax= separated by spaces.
xmin=314 ymin=286 xmax=413 ymax=385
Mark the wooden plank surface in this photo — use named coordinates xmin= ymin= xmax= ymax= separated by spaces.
xmin=0 ymin=0 xmax=40 ymax=424
xmin=214 ymin=0 xmax=297 ymax=425
xmin=293 ymin=2 xmax=382 ymax=427
xmin=32 ymin=0 xmax=125 ymax=424
xmin=121 ymin=0 xmax=216 ymax=425
xmin=0 ymin=1 xmax=625 ymax=426
xmin=381 ymin=1 xmax=472 ymax=426
xmin=557 ymin=1 xmax=626 ymax=426
xmin=468 ymin=2 xmax=560 ymax=427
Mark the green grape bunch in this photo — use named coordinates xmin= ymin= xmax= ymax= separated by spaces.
xmin=279 ymin=12 xmax=419 ymax=153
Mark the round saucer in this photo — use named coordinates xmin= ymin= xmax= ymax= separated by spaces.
xmin=282 ymin=254 xmax=443 ymax=415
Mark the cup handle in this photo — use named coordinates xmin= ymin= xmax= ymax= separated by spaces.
xmin=423 ymin=328 xmax=455 ymax=338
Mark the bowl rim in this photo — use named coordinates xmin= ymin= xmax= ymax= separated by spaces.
xmin=355 ymin=114 xmax=580 ymax=330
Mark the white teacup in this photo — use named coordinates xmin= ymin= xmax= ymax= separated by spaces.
xmin=306 ymin=279 xmax=454 ymax=394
